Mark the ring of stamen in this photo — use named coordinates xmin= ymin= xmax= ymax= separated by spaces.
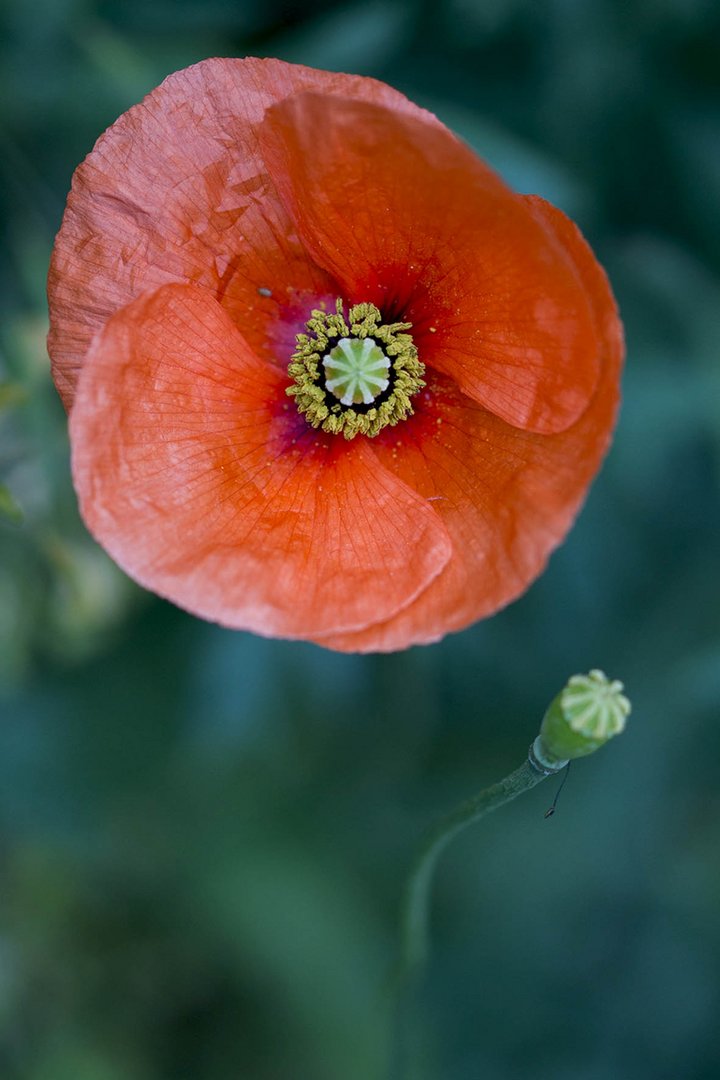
xmin=287 ymin=300 xmax=425 ymax=440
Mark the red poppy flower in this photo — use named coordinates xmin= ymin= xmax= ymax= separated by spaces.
xmin=47 ymin=57 xmax=623 ymax=652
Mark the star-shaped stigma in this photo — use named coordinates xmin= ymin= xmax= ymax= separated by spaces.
xmin=322 ymin=337 xmax=391 ymax=406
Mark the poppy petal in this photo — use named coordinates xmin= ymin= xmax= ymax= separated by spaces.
xmin=312 ymin=200 xmax=623 ymax=652
xmin=69 ymin=283 xmax=452 ymax=639
xmin=261 ymin=94 xmax=601 ymax=435
xmin=48 ymin=58 xmax=438 ymax=410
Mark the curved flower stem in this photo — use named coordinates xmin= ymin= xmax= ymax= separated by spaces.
xmin=399 ymin=747 xmax=557 ymax=984
xmin=399 ymin=756 xmax=553 ymax=982
xmin=390 ymin=749 xmax=564 ymax=1079
xmin=390 ymin=673 xmax=630 ymax=1078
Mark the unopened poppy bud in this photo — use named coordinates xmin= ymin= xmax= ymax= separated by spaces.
xmin=531 ymin=669 xmax=630 ymax=770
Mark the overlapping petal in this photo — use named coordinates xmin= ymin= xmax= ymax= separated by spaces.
xmin=69 ymin=283 xmax=453 ymax=640
xmin=261 ymin=94 xmax=600 ymax=434
xmin=49 ymin=58 xmax=624 ymax=652
xmin=48 ymin=58 xmax=438 ymax=409
xmin=315 ymin=199 xmax=623 ymax=652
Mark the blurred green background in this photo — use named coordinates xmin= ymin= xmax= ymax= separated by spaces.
xmin=1 ymin=1 xmax=720 ymax=1077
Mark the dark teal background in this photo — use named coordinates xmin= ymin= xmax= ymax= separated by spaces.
xmin=1 ymin=1 xmax=719 ymax=1077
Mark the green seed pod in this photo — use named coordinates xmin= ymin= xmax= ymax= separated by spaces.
xmin=534 ymin=669 xmax=631 ymax=768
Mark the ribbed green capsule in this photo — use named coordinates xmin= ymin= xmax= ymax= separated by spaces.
xmin=533 ymin=669 xmax=631 ymax=769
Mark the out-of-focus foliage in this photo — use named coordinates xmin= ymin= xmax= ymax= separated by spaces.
xmin=1 ymin=1 xmax=719 ymax=1078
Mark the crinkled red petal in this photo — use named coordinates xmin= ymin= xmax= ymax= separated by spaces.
xmin=48 ymin=58 xmax=439 ymax=410
xmin=313 ymin=199 xmax=624 ymax=652
xmin=261 ymin=93 xmax=601 ymax=435
xmin=69 ymin=283 xmax=452 ymax=639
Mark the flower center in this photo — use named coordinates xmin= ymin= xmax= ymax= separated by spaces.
xmin=287 ymin=300 xmax=425 ymax=439
xmin=323 ymin=338 xmax=390 ymax=406
xmin=560 ymin=670 xmax=631 ymax=740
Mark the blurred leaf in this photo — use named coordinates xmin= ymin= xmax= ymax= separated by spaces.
xmin=0 ymin=483 xmax=23 ymax=525
xmin=0 ymin=382 xmax=27 ymax=410
xmin=34 ymin=532 xmax=139 ymax=664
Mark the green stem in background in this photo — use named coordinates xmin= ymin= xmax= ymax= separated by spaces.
xmin=391 ymin=671 xmax=631 ymax=1078
xmin=399 ymin=750 xmax=560 ymax=982
xmin=398 ymin=670 xmax=631 ymax=983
